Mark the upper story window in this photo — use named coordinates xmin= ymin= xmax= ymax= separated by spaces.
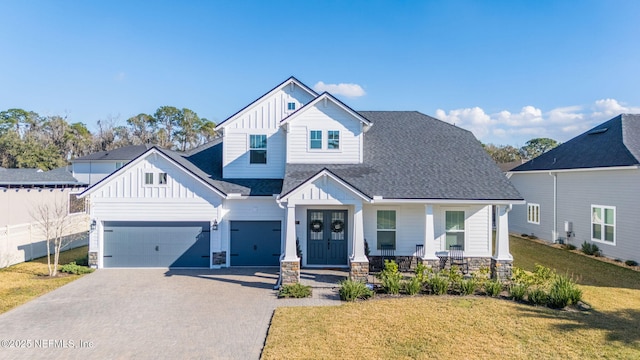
xmin=527 ymin=203 xmax=540 ymax=224
xmin=287 ymin=102 xmax=296 ymax=111
xmin=144 ymin=172 xmax=168 ymax=185
xmin=158 ymin=172 xmax=168 ymax=185
xmin=592 ymin=205 xmax=615 ymax=244
xmin=144 ymin=172 xmax=154 ymax=185
xmin=249 ymin=134 xmax=267 ymax=164
xmin=115 ymin=162 xmax=124 ymax=169
xmin=310 ymin=130 xmax=322 ymax=149
xmin=327 ymin=130 xmax=340 ymax=149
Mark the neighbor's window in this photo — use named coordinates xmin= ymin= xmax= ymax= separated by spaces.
xmin=69 ymin=193 xmax=85 ymax=214
xmin=158 ymin=173 xmax=168 ymax=185
xmin=527 ymin=203 xmax=540 ymax=224
xmin=445 ymin=210 xmax=465 ymax=250
xmin=144 ymin=172 xmax=154 ymax=185
xmin=310 ymin=130 xmax=322 ymax=149
xmin=249 ymin=134 xmax=267 ymax=164
xmin=328 ymin=130 xmax=340 ymax=149
xmin=287 ymin=102 xmax=296 ymax=111
xmin=377 ymin=210 xmax=396 ymax=250
xmin=115 ymin=162 xmax=124 ymax=169
xmin=592 ymin=205 xmax=615 ymax=244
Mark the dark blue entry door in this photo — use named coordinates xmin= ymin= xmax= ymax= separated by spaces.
xmin=307 ymin=210 xmax=348 ymax=266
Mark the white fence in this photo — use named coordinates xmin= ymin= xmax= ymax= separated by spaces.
xmin=0 ymin=214 xmax=90 ymax=268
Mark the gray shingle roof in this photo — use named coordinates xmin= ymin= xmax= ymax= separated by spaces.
xmin=281 ymin=111 xmax=523 ymax=200
xmin=73 ymin=145 xmax=154 ymax=161
xmin=512 ymin=114 xmax=640 ymax=172
xmin=0 ymin=166 xmax=84 ymax=186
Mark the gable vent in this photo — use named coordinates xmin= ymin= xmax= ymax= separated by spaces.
xmin=588 ymin=128 xmax=608 ymax=135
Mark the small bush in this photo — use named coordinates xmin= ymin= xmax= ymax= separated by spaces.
xmin=625 ymin=260 xmax=638 ymax=267
xmin=459 ymin=279 xmax=478 ymax=296
xmin=377 ymin=260 xmax=402 ymax=294
xmin=564 ymin=244 xmax=576 ymax=251
xmin=484 ymin=280 xmax=502 ymax=297
xmin=509 ymin=283 xmax=528 ymax=301
xmin=528 ymin=288 xmax=548 ymax=306
xmin=581 ymin=241 xmax=600 ymax=256
xmin=278 ymin=283 xmax=312 ymax=298
xmin=339 ymin=280 xmax=373 ymax=301
xmin=73 ymin=255 xmax=89 ymax=267
xmin=403 ymin=276 xmax=422 ymax=295
xmin=548 ymin=275 xmax=582 ymax=308
xmin=428 ymin=274 xmax=449 ymax=295
xmin=59 ymin=262 xmax=94 ymax=275
xmin=414 ymin=262 xmax=431 ymax=284
xmin=472 ymin=266 xmax=491 ymax=288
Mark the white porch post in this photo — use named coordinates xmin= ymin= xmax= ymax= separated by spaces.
xmin=423 ymin=204 xmax=437 ymax=260
xmin=494 ymin=205 xmax=513 ymax=261
xmin=351 ymin=203 xmax=367 ymax=262
xmin=283 ymin=203 xmax=299 ymax=261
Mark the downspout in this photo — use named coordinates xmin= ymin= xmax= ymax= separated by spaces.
xmin=549 ymin=172 xmax=557 ymax=242
xmin=274 ymin=198 xmax=286 ymax=290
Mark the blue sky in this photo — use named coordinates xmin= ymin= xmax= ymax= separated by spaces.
xmin=2 ymin=0 xmax=639 ymax=146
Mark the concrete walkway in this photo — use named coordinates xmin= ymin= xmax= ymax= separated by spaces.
xmin=0 ymin=268 xmax=342 ymax=360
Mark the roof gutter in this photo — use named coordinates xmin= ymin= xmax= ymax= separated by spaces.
xmin=370 ymin=198 xmax=525 ymax=205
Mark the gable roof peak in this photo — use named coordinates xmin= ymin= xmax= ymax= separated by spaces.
xmin=280 ymin=91 xmax=372 ymax=126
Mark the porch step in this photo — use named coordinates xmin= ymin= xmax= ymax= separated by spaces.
xmin=299 ymin=269 xmax=348 ymax=288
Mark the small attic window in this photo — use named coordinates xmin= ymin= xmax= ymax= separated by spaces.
xmin=588 ymin=128 xmax=608 ymax=135
xmin=287 ymin=102 xmax=296 ymax=111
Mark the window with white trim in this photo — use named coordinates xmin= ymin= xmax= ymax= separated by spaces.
xmin=310 ymin=130 xmax=322 ymax=149
xmin=327 ymin=130 xmax=340 ymax=149
xmin=287 ymin=102 xmax=296 ymax=111
xmin=527 ymin=203 xmax=540 ymax=224
xmin=445 ymin=210 xmax=465 ymax=250
xmin=592 ymin=205 xmax=615 ymax=244
xmin=249 ymin=134 xmax=267 ymax=164
xmin=144 ymin=172 xmax=154 ymax=185
xmin=377 ymin=210 xmax=396 ymax=250
xmin=115 ymin=162 xmax=124 ymax=169
xmin=158 ymin=172 xmax=168 ymax=185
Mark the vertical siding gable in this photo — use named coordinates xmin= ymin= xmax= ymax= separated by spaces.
xmin=287 ymin=175 xmax=362 ymax=202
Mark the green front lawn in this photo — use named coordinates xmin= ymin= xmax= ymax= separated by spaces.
xmin=0 ymin=246 xmax=90 ymax=314
xmin=263 ymin=236 xmax=640 ymax=359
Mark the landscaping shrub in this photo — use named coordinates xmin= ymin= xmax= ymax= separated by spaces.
xmin=528 ymin=288 xmax=548 ymax=306
xmin=459 ymin=279 xmax=478 ymax=296
xmin=625 ymin=260 xmax=638 ymax=267
xmin=377 ymin=260 xmax=402 ymax=294
xmin=581 ymin=241 xmax=600 ymax=256
xmin=339 ymin=280 xmax=373 ymax=301
xmin=73 ymin=255 xmax=89 ymax=267
xmin=414 ymin=262 xmax=431 ymax=284
xmin=509 ymin=283 xmax=528 ymax=301
xmin=484 ymin=280 xmax=502 ymax=297
xmin=278 ymin=283 xmax=312 ymax=298
xmin=472 ymin=266 xmax=491 ymax=288
xmin=428 ymin=274 xmax=449 ymax=295
xmin=564 ymin=244 xmax=576 ymax=251
xmin=548 ymin=275 xmax=582 ymax=308
xmin=403 ymin=276 xmax=422 ymax=295
xmin=59 ymin=262 xmax=94 ymax=275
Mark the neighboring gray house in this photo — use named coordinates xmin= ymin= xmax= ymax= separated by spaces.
xmin=0 ymin=167 xmax=88 ymax=267
xmin=508 ymin=114 xmax=640 ymax=263
xmin=80 ymin=77 xmax=523 ymax=283
xmin=72 ymin=145 xmax=153 ymax=185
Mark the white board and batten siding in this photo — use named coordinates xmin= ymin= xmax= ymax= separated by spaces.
xmin=222 ymin=84 xmax=315 ymax=179
xmin=287 ymin=102 xmax=363 ymax=164
xmin=287 ymin=175 xmax=362 ymax=203
xmin=508 ymin=172 xmax=555 ymax=241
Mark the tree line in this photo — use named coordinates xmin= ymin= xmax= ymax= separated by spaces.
xmin=483 ymin=137 xmax=560 ymax=163
xmin=0 ymin=107 xmax=217 ymax=170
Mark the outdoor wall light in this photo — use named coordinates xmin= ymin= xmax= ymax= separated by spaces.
xmin=212 ymin=219 xmax=218 ymax=231
xmin=90 ymin=220 xmax=96 ymax=232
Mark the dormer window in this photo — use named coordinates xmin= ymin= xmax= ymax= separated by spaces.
xmin=310 ymin=130 xmax=322 ymax=149
xmin=328 ymin=130 xmax=340 ymax=149
xmin=249 ymin=134 xmax=267 ymax=164
xmin=287 ymin=102 xmax=296 ymax=111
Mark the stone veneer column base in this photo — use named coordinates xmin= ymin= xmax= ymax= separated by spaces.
xmin=349 ymin=261 xmax=369 ymax=283
xmin=88 ymin=251 xmax=98 ymax=268
xmin=280 ymin=260 xmax=300 ymax=285
xmin=421 ymin=259 xmax=440 ymax=270
xmin=491 ymin=259 xmax=513 ymax=282
xmin=212 ymin=251 xmax=227 ymax=266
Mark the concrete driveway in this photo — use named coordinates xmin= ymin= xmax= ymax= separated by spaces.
xmin=0 ymin=268 xmax=340 ymax=360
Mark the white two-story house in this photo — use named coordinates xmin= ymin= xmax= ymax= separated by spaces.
xmin=80 ymin=77 xmax=523 ymax=284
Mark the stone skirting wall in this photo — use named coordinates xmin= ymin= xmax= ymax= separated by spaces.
xmin=368 ymin=256 xmax=416 ymax=272
xmin=349 ymin=261 xmax=369 ymax=283
xmin=212 ymin=251 xmax=226 ymax=266
xmin=491 ymin=259 xmax=513 ymax=281
xmin=280 ymin=260 xmax=300 ymax=285
xmin=88 ymin=251 xmax=98 ymax=268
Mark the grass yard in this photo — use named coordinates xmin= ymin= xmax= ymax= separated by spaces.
xmin=0 ymin=246 xmax=89 ymax=314
xmin=262 ymin=236 xmax=640 ymax=359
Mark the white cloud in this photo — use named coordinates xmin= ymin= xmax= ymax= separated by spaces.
xmin=313 ymin=81 xmax=366 ymax=97
xmin=434 ymin=98 xmax=640 ymax=146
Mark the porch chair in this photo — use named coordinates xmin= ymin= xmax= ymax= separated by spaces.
xmin=414 ymin=244 xmax=425 ymax=268
xmin=448 ymin=244 xmax=469 ymax=274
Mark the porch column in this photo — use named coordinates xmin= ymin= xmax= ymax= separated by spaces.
xmin=281 ymin=202 xmax=300 ymax=285
xmin=349 ymin=203 xmax=369 ymax=282
xmin=423 ymin=204 xmax=438 ymax=261
xmin=492 ymin=204 xmax=513 ymax=281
